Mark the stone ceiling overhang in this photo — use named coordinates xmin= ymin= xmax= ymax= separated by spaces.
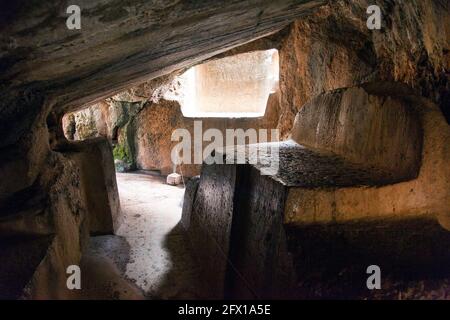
xmin=0 ymin=0 xmax=326 ymax=111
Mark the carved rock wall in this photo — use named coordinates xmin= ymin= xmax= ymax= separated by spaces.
xmin=134 ymin=94 xmax=280 ymax=177
xmin=277 ymin=0 xmax=449 ymax=138
xmin=291 ymin=84 xmax=423 ymax=182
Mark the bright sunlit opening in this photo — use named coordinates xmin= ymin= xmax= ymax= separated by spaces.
xmin=168 ymin=49 xmax=279 ymax=118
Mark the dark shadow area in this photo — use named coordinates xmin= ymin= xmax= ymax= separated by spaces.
xmin=151 ymin=222 xmax=205 ymax=299
xmin=286 ymin=217 xmax=450 ymax=299
xmin=0 ymin=235 xmax=54 ymax=299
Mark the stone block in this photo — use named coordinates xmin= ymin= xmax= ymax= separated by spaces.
xmin=291 ymin=84 xmax=422 ymax=182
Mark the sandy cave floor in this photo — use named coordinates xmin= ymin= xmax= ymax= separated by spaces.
xmin=78 ymin=171 xmax=203 ymax=299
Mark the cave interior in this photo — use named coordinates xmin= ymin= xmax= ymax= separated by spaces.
xmin=0 ymin=0 xmax=449 ymax=300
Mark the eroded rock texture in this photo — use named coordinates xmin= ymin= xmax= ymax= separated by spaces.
xmin=182 ymin=103 xmax=450 ymax=298
xmin=0 ymin=0 xmax=325 ymax=145
xmin=0 ymin=152 xmax=88 ymax=299
xmin=1 ymin=0 xmax=449 ymax=300
xmin=63 ymin=138 xmax=121 ymax=234
xmin=64 ymin=90 xmax=281 ymax=176
xmin=0 ymin=0 xmax=329 ymax=299
xmin=291 ymin=84 xmax=422 ymax=182
xmin=134 ymin=95 xmax=280 ymax=176
xmin=277 ymin=0 xmax=450 ymax=137
xmin=286 ymin=97 xmax=450 ymax=228
xmin=181 ymin=1 xmax=450 ymax=300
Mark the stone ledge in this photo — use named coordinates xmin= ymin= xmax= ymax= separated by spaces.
xmin=291 ymin=84 xmax=423 ymax=182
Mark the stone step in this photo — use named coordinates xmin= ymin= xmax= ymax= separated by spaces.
xmin=221 ymin=139 xmax=412 ymax=188
xmin=181 ymin=83 xmax=443 ymax=298
xmin=182 ymin=163 xmax=450 ymax=299
xmin=216 ymin=84 xmax=422 ymax=188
